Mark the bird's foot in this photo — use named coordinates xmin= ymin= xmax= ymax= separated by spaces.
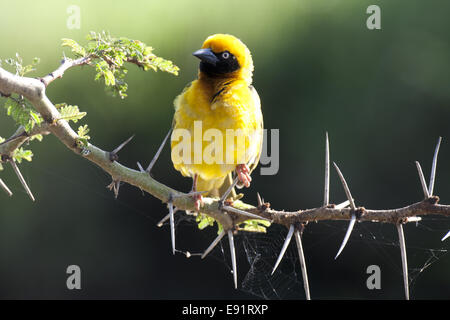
xmin=193 ymin=193 xmax=203 ymax=211
xmin=236 ymin=164 xmax=251 ymax=188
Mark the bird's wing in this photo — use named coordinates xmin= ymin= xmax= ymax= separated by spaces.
xmin=247 ymin=84 xmax=263 ymax=175
xmin=235 ymin=84 xmax=263 ymax=189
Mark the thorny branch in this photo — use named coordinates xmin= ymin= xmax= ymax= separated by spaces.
xmin=39 ymin=56 xmax=91 ymax=87
xmin=1 ymin=59 xmax=450 ymax=300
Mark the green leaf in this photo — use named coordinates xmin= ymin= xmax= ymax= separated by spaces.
xmin=61 ymin=38 xmax=86 ymax=57
xmin=30 ymin=110 xmax=43 ymax=126
xmin=217 ymin=222 xmax=223 ymax=235
xmin=58 ymin=104 xmax=87 ymax=123
xmin=196 ymin=214 xmax=215 ymax=230
xmin=30 ymin=134 xmax=43 ymax=142
xmin=240 ymin=219 xmax=272 ymax=233
xmin=77 ymin=124 xmax=91 ymax=147
xmin=103 ymin=69 xmax=115 ymax=86
xmin=1 ymin=54 xmax=40 ymax=77
xmin=195 ymin=214 xmax=224 ymax=235
xmin=4 ymin=97 xmax=42 ymax=132
xmin=13 ymin=148 xmax=33 ymax=163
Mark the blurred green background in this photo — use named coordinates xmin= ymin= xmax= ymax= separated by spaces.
xmin=1 ymin=0 xmax=450 ymax=299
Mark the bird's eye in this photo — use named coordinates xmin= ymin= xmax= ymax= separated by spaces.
xmin=222 ymin=52 xmax=230 ymax=59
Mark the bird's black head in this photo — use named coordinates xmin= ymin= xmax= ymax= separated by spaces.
xmin=193 ymin=48 xmax=241 ymax=76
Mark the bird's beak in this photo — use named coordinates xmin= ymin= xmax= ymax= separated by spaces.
xmin=192 ymin=48 xmax=220 ymax=66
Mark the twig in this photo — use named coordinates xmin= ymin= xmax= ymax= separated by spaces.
xmin=40 ymin=56 xmax=91 ymax=87
xmin=0 ymin=123 xmax=51 ymax=156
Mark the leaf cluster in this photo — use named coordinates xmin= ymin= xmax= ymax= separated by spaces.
xmin=62 ymin=31 xmax=179 ymax=99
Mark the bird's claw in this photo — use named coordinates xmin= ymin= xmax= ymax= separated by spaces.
xmin=193 ymin=193 xmax=203 ymax=211
xmin=236 ymin=164 xmax=251 ymax=188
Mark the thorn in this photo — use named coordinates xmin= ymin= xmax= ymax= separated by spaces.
xmin=256 ymin=192 xmax=263 ymax=207
xmin=415 ymin=161 xmax=430 ymax=198
xmin=324 ymin=132 xmax=330 ymax=206
xmin=156 ymin=208 xmax=179 ymax=227
xmin=146 ymin=128 xmax=172 ymax=173
xmin=201 ymin=230 xmax=226 ymax=259
xmin=396 ymin=223 xmax=410 ymax=300
xmin=333 ymin=162 xmax=356 ymax=210
xmin=335 ymin=200 xmax=350 ymax=210
xmin=441 ymin=230 xmax=450 ymax=242
xmin=220 ymin=176 xmax=239 ymax=205
xmin=271 ymin=225 xmax=295 ymax=275
xmin=222 ymin=205 xmax=270 ymax=221
xmin=168 ymin=199 xmax=175 ymax=255
xmin=8 ymin=159 xmax=34 ymax=201
xmin=137 ymin=161 xmax=145 ymax=173
xmin=294 ymin=229 xmax=311 ymax=300
xmin=335 ymin=214 xmax=356 ymax=259
xmin=333 ymin=163 xmax=358 ymax=259
xmin=428 ymin=137 xmax=442 ymax=196
xmin=405 ymin=216 xmax=422 ymax=223
xmin=0 ymin=178 xmax=13 ymax=197
xmin=109 ymin=135 xmax=135 ymax=162
xmin=228 ymin=230 xmax=238 ymax=289
xmin=114 ymin=181 xmax=120 ymax=199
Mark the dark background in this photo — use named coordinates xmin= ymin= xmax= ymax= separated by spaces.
xmin=0 ymin=0 xmax=449 ymax=299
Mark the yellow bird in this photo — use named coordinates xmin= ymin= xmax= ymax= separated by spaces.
xmin=171 ymin=34 xmax=263 ymax=210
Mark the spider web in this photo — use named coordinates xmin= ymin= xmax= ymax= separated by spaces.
xmin=355 ymin=217 xmax=449 ymax=295
xmin=199 ymin=217 xmax=450 ymax=299
xmin=152 ymin=205 xmax=450 ymax=299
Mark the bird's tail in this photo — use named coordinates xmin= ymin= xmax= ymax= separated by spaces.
xmin=197 ymin=173 xmax=243 ymax=201
xmin=196 ymin=175 xmax=225 ymax=198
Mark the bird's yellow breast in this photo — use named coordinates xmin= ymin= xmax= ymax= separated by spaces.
xmin=171 ymin=78 xmax=262 ymax=182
